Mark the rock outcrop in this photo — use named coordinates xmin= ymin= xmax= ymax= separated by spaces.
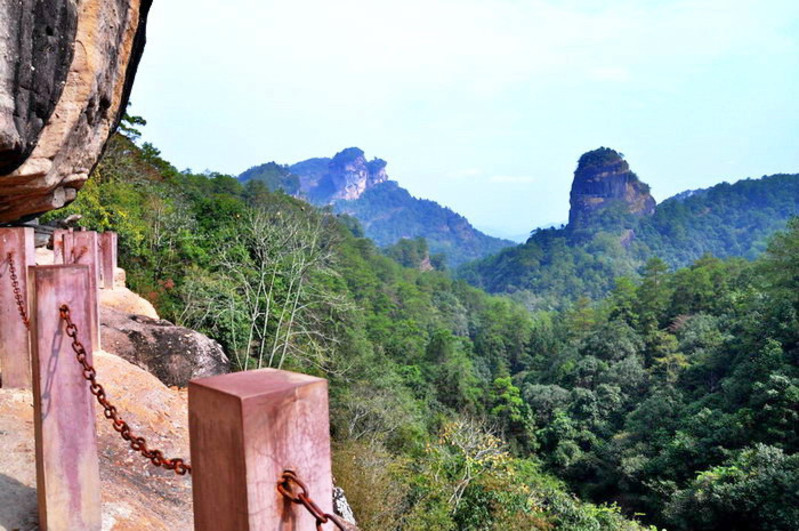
xmin=288 ymin=147 xmax=388 ymax=203
xmin=242 ymin=148 xmax=514 ymax=266
xmin=0 ymin=0 xmax=152 ymax=223
xmin=568 ymin=147 xmax=656 ymax=228
xmin=101 ymin=307 xmax=229 ymax=387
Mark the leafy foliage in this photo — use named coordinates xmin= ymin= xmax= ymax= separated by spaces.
xmin=461 ymin=172 xmax=799 ymax=309
xmin=62 ymin=120 xmax=799 ymax=529
xmin=238 ymin=161 xmax=301 ymax=195
xmin=336 ymin=181 xmax=514 ymax=267
xmin=60 ymin=129 xmax=649 ymax=530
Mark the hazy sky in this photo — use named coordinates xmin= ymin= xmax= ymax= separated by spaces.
xmin=131 ymin=0 xmax=799 ymax=239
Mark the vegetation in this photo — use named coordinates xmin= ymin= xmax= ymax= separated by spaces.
xmin=238 ymin=161 xmax=301 ymax=195
xmin=335 ymin=180 xmax=514 ymax=267
xmin=51 ymin=118 xmax=799 ymax=529
xmin=50 ymin=125 xmax=652 ymax=529
xmin=461 ymin=172 xmax=799 ymax=310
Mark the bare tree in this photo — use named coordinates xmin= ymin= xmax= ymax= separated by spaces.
xmin=179 ymin=205 xmax=349 ymax=372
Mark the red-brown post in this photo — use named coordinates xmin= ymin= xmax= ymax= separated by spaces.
xmin=70 ymin=231 xmax=100 ymax=349
xmin=52 ymin=229 xmax=66 ymax=264
xmin=0 ymin=227 xmax=35 ymax=388
xmin=29 ymin=265 xmax=102 ymax=530
xmin=54 ymin=228 xmax=75 ymax=265
xmin=189 ymin=369 xmax=333 ymax=531
xmin=99 ymin=231 xmax=118 ymax=289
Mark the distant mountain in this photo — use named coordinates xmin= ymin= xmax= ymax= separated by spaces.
xmin=239 ymin=148 xmax=513 ymax=266
xmin=238 ymin=162 xmax=300 ymax=195
xmin=289 ymin=147 xmax=389 ymax=203
xmin=334 ymin=180 xmax=513 ymax=267
xmin=568 ymin=147 xmax=655 ymax=229
xmin=459 ymin=147 xmax=799 ymax=309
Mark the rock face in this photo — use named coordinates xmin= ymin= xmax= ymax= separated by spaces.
xmin=241 ymin=147 xmax=514 ymax=266
xmin=101 ymin=307 xmax=229 ymax=387
xmin=289 ymin=147 xmax=388 ymax=203
xmin=568 ymin=147 xmax=656 ymax=228
xmin=0 ymin=0 xmax=152 ymax=223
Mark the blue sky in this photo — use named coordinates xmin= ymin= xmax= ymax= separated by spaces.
xmin=131 ymin=0 xmax=799 ymax=240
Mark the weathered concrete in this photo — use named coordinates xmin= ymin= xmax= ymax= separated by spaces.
xmin=71 ymin=230 xmax=100 ymax=349
xmin=189 ymin=369 xmax=333 ymax=531
xmin=29 ymin=264 xmax=101 ymax=530
xmin=99 ymin=231 xmax=117 ymax=289
xmin=0 ymin=227 xmax=34 ymax=388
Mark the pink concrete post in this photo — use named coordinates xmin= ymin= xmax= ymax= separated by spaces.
xmin=99 ymin=231 xmax=118 ymax=289
xmin=0 ymin=227 xmax=35 ymax=388
xmin=53 ymin=228 xmax=74 ymax=265
xmin=70 ymin=231 xmax=100 ymax=349
xmin=189 ymin=369 xmax=333 ymax=531
xmin=29 ymin=265 xmax=101 ymax=530
xmin=52 ymin=229 xmax=66 ymax=264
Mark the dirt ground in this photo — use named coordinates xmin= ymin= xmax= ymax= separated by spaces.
xmin=0 ymin=350 xmax=194 ymax=531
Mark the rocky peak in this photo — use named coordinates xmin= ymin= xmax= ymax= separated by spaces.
xmin=289 ymin=147 xmax=388 ymax=203
xmin=567 ymin=147 xmax=656 ymax=228
xmin=327 ymin=147 xmax=388 ymax=201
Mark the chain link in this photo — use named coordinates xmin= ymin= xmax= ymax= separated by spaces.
xmin=6 ymin=252 xmax=30 ymax=330
xmin=59 ymin=304 xmax=192 ymax=476
xmin=70 ymin=245 xmax=88 ymax=264
xmin=278 ymin=471 xmax=358 ymax=531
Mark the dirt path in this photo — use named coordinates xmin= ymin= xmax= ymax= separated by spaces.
xmin=0 ymin=351 xmax=193 ymax=531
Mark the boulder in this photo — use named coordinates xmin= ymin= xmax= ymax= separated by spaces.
xmin=100 ymin=306 xmax=229 ymax=387
xmin=0 ymin=0 xmax=152 ymax=223
xmin=100 ymin=285 xmax=159 ymax=319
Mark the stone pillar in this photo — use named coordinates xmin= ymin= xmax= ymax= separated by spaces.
xmin=70 ymin=231 xmax=100 ymax=349
xmin=29 ymin=265 xmax=101 ymax=531
xmin=0 ymin=227 xmax=35 ymax=388
xmin=52 ymin=228 xmax=73 ymax=265
xmin=189 ymin=369 xmax=333 ymax=531
xmin=99 ymin=231 xmax=118 ymax=289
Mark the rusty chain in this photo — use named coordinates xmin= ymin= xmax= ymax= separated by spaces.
xmin=6 ymin=252 xmax=30 ymax=330
xmin=59 ymin=304 xmax=192 ymax=476
xmin=70 ymin=245 xmax=88 ymax=264
xmin=278 ymin=471 xmax=358 ymax=531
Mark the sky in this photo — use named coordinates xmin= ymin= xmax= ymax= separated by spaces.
xmin=131 ymin=0 xmax=799 ymax=241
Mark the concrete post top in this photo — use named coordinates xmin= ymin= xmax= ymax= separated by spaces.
xmin=189 ymin=369 xmax=327 ymax=400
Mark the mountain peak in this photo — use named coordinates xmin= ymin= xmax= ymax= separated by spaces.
xmin=288 ymin=147 xmax=388 ymax=203
xmin=568 ymin=147 xmax=656 ymax=228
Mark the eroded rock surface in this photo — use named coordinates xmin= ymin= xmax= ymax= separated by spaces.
xmin=0 ymin=0 xmax=152 ymax=223
xmin=100 ymin=307 xmax=229 ymax=388
xmin=290 ymin=147 xmax=389 ymax=203
xmin=568 ymin=147 xmax=656 ymax=229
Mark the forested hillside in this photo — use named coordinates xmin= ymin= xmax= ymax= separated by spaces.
xmin=240 ymin=148 xmax=514 ymax=267
xmin=48 ymin=126 xmax=799 ymax=530
xmin=335 ymin=180 xmax=513 ymax=267
xmin=461 ymin=149 xmax=799 ymax=310
xmin=49 ymin=127 xmax=649 ymax=530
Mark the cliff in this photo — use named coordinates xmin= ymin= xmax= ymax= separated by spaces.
xmin=568 ymin=147 xmax=656 ymax=229
xmin=289 ymin=147 xmax=388 ymax=203
xmin=0 ymin=0 xmax=152 ymax=223
xmin=240 ymin=148 xmax=512 ymax=266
